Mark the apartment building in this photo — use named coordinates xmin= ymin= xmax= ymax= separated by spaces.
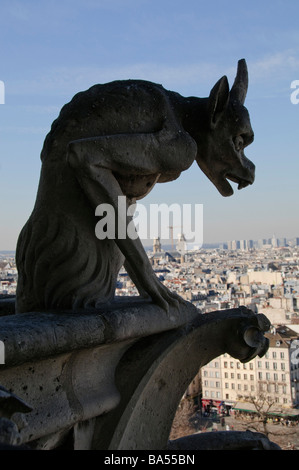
xmin=200 ymin=325 xmax=299 ymax=415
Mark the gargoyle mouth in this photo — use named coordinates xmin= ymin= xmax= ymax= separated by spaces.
xmin=226 ymin=173 xmax=253 ymax=190
xmin=217 ymin=172 xmax=254 ymax=197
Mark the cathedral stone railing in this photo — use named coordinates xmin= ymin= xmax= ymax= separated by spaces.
xmin=0 ymin=298 xmax=278 ymax=450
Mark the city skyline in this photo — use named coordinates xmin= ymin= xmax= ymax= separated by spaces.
xmin=1 ymin=0 xmax=299 ymax=250
xmin=1 ymin=233 xmax=299 ymax=253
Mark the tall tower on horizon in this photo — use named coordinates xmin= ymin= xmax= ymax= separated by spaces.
xmin=153 ymin=237 xmax=162 ymax=254
xmin=271 ymin=234 xmax=277 ymax=248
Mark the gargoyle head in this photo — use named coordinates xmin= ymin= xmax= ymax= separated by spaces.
xmin=197 ymin=59 xmax=255 ymax=197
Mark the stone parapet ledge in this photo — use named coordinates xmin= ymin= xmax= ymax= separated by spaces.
xmin=0 ymin=298 xmax=199 ymax=367
xmin=0 ymin=299 xmax=270 ymax=450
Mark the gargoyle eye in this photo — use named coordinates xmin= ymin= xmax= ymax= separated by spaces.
xmin=233 ymin=135 xmax=244 ymax=151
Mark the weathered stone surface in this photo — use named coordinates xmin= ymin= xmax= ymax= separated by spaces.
xmin=0 ymin=418 xmax=23 ymax=447
xmin=0 ymin=304 xmax=270 ymax=449
xmin=0 ymin=384 xmax=32 ymax=418
xmin=0 ymin=298 xmax=198 ymax=366
xmin=0 ymin=298 xmax=15 ymax=316
xmin=96 ymin=307 xmax=269 ymax=451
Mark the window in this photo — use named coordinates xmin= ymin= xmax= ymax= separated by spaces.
xmin=273 ymin=362 xmax=277 ymax=370
xmin=250 ymin=375 xmax=254 ymax=381
xmin=224 ymin=362 xmax=228 ymax=368
xmin=280 ymin=352 xmax=285 ymax=359
xmin=265 ymin=362 xmax=270 ymax=369
xmin=257 ymin=361 xmax=262 ymax=368
xmin=281 ymin=363 xmax=285 ymax=370
xmin=231 ymin=373 xmax=234 ymax=379
xmin=230 ymin=362 xmax=234 ymax=368
xmin=258 ymin=372 xmax=263 ymax=380
xmin=272 ymin=351 xmax=277 ymax=359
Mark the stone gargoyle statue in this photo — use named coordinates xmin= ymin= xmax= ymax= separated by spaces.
xmin=16 ymin=59 xmax=255 ymax=314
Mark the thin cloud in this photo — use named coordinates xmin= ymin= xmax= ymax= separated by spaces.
xmin=250 ymin=51 xmax=299 ymax=81
xmin=9 ymin=53 xmax=299 ymax=104
xmin=7 ymin=61 xmax=226 ymax=99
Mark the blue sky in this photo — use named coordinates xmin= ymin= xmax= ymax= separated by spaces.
xmin=0 ymin=0 xmax=298 ymax=249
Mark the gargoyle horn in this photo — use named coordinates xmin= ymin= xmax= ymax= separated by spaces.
xmin=230 ymin=59 xmax=248 ymax=105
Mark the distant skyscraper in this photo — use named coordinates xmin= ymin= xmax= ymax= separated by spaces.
xmin=271 ymin=234 xmax=277 ymax=248
xmin=248 ymin=240 xmax=254 ymax=249
xmin=239 ymin=240 xmax=249 ymax=251
xmin=231 ymin=240 xmax=237 ymax=250
xmin=278 ymin=238 xmax=286 ymax=247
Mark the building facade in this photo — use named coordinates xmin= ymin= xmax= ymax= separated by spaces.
xmin=200 ymin=326 xmax=299 ymax=414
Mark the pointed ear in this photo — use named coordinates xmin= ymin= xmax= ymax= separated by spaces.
xmin=208 ymin=76 xmax=230 ymax=128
